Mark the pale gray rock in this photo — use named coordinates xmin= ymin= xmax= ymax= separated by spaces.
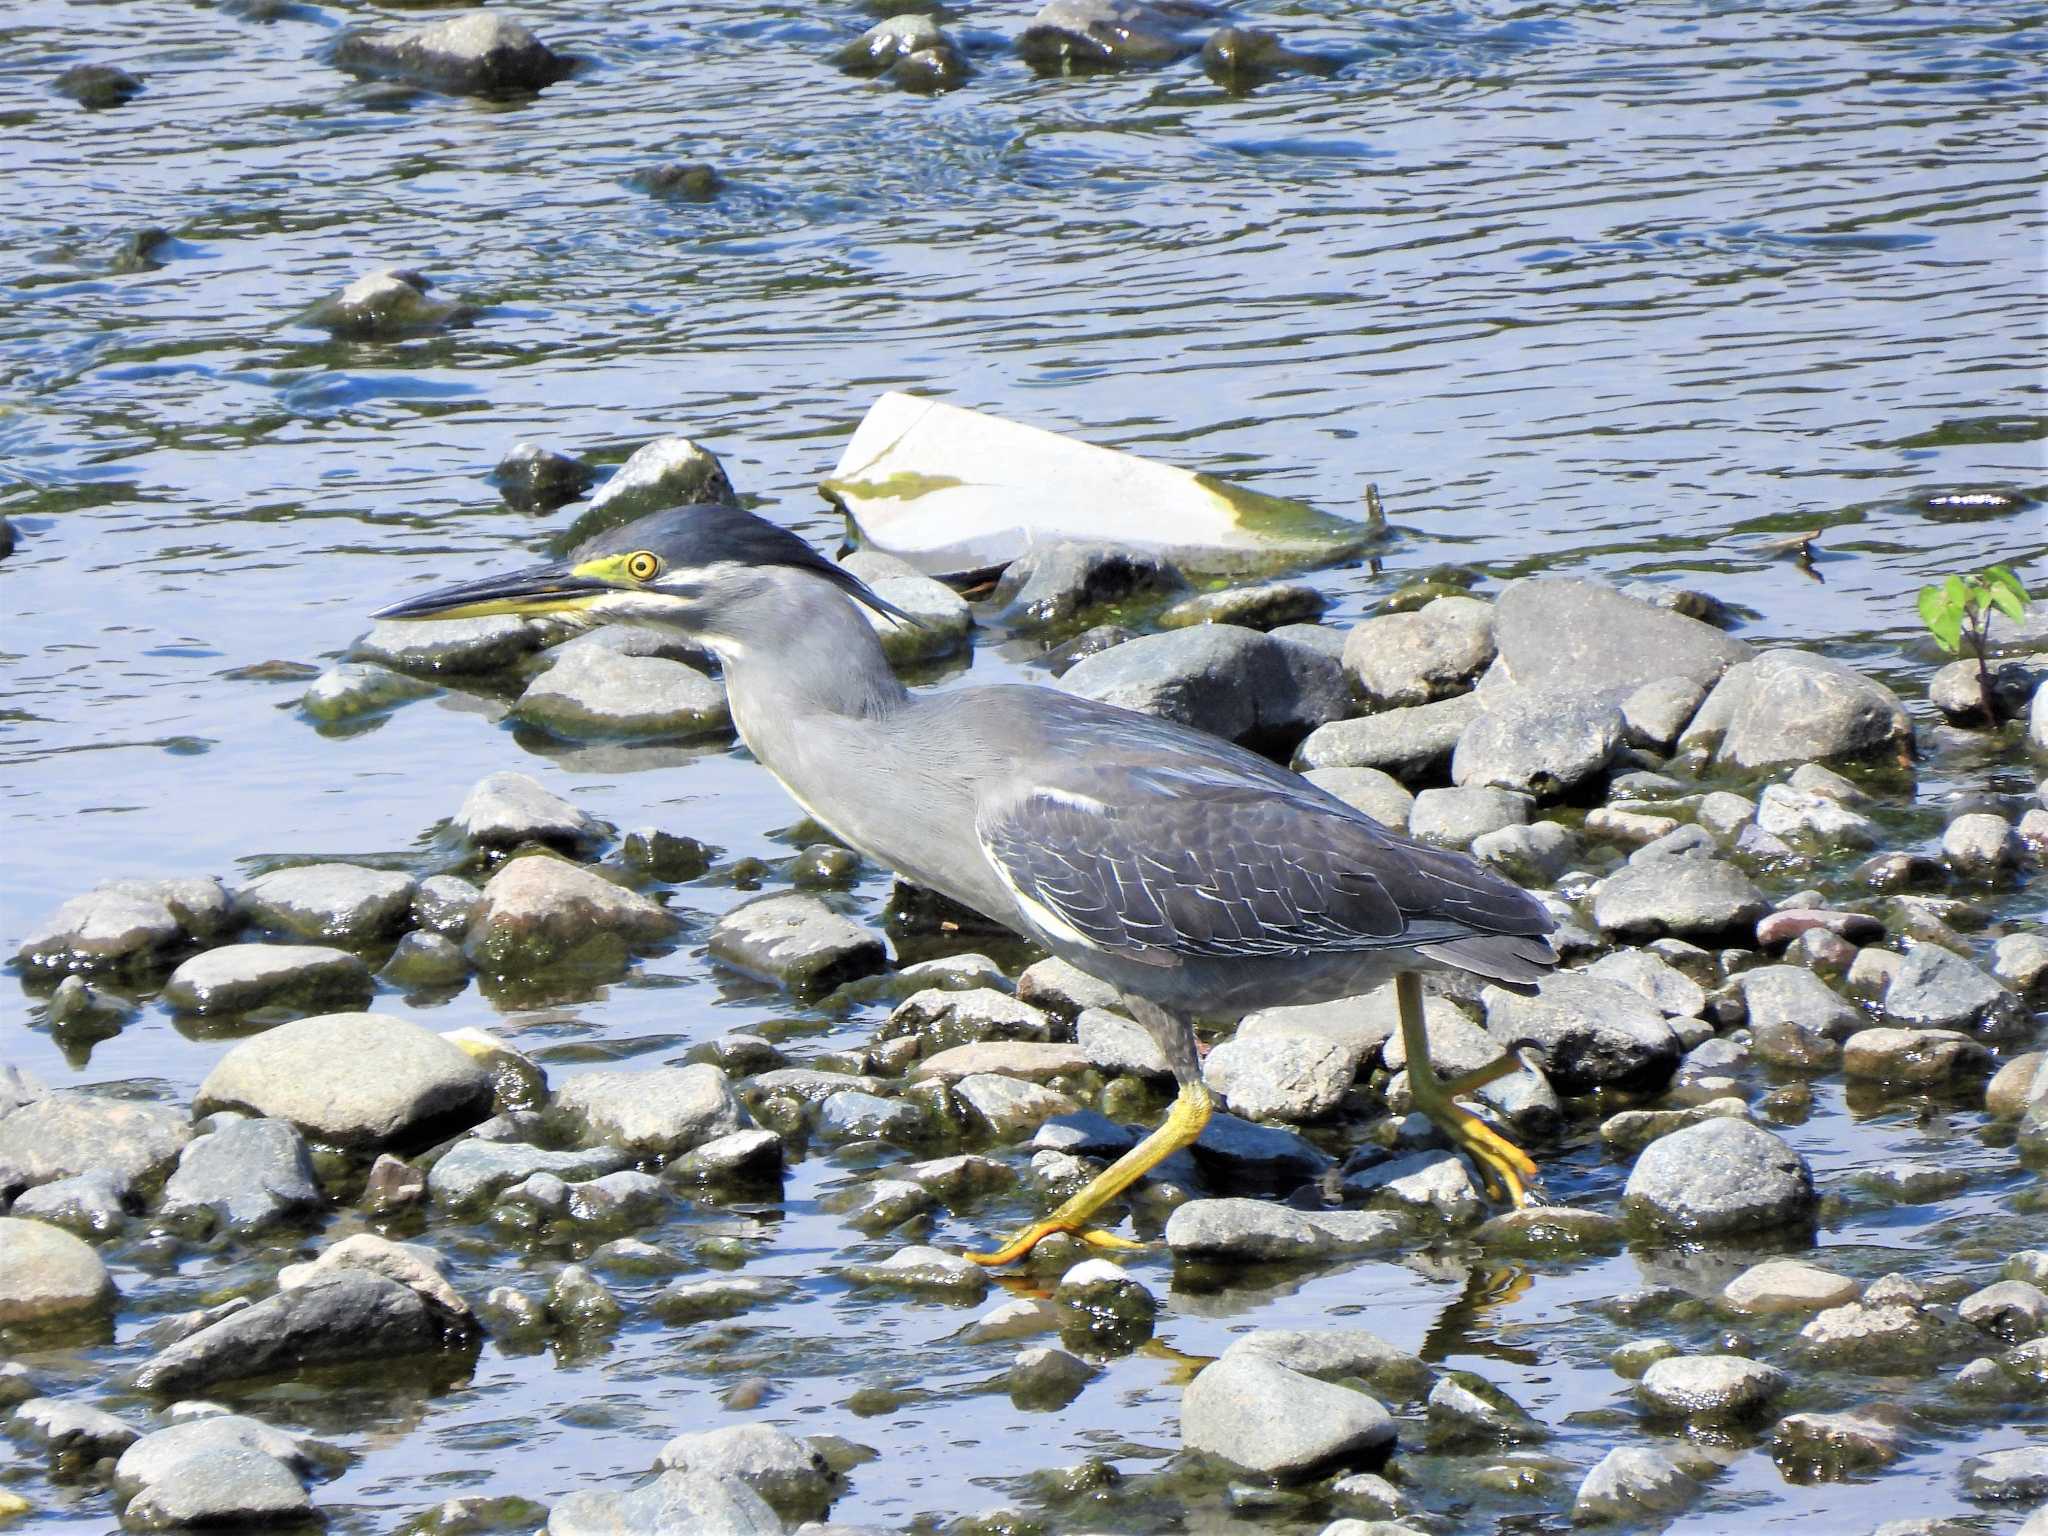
xmin=552 ymin=1065 xmax=744 ymax=1157
xmin=300 ymin=661 xmax=436 ymax=722
xmin=195 ymin=1012 xmax=493 ymax=1150
xmin=1572 ymin=1445 xmax=1698 ymax=1523
xmin=382 ymin=931 xmax=469 ymax=989
xmin=1960 ymin=1280 xmax=2048 ymax=1341
xmin=15 ymin=878 xmax=234 ymax=975
xmin=1343 ymin=1150 xmax=1483 ymax=1226
xmin=11 ymin=1170 xmax=128 ymax=1237
xmin=839 ymin=1245 xmax=988 ymax=1301
xmin=1680 ymin=650 xmax=1913 ymax=772
xmin=1620 ymin=675 xmax=1713 ymax=752
xmin=428 ymin=1139 xmax=629 ymax=1207
xmin=1962 ymin=1448 xmax=2048 ymax=1503
xmin=1945 ymin=812 xmax=2020 ymax=877
xmin=1885 ymin=942 xmax=2025 ymax=1038
xmin=1016 ymin=956 xmax=1124 ymax=1018
xmin=0 ymin=1217 xmax=115 ymax=1326
xmin=1301 ymin=766 xmax=1415 ymax=829
xmin=655 ymin=1423 xmax=833 ymax=1521
xmin=161 ymin=944 xmax=371 ymax=1016
xmin=709 ymin=893 xmax=888 ymax=993
xmin=334 ymin=11 xmax=571 ymax=95
xmin=8 ymin=1396 xmax=138 ymax=1459
xmin=880 ymin=988 xmax=1055 ymax=1051
xmin=1159 ymin=580 xmax=1327 ymax=632
xmin=815 ymin=1091 xmax=924 ymax=1144
xmin=1636 ymin=1355 xmax=1787 ymax=1422
xmin=1061 ymin=623 xmax=1349 ymax=747
xmin=1722 ymin=1259 xmax=1859 ymax=1315
xmin=650 ymin=1276 xmax=791 ymax=1323
xmin=0 ymin=1094 xmax=190 ymax=1199
xmin=1738 ymin=965 xmax=1865 ymax=1056
xmin=666 ymin=1128 xmax=784 ymax=1184
xmin=840 ymin=550 xmax=972 ymax=661
xmin=1772 ymin=1406 xmax=1910 ymax=1480
xmin=915 ymin=1040 xmax=1089 ymax=1082
xmin=1017 ymin=0 xmax=1212 ymax=70
xmin=547 ymin=1470 xmax=781 ymax=1536
xmin=1452 ymin=687 xmax=1624 ymax=800
xmin=1483 ymin=973 xmax=1681 ymax=1094
xmin=237 ymin=864 xmax=415 ymax=946
xmin=1842 ymin=1027 xmax=1993 ymax=1087
xmin=1007 ymin=1344 xmax=1095 ymax=1408
xmin=352 ymin=614 xmax=548 ymax=675
xmin=465 ymin=856 xmax=678 ymax=975
xmin=1757 ymin=783 xmax=1880 ymax=849
xmin=1181 ymin=1348 xmax=1394 ymax=1481
xmin=1236 ymin=993 xmax=1397 ymax=1077
xmin=1585 ymin=949 xmax=1706 ymax=1019
xmin=1292 ymin=692 xmax=1484 ymax=779
xmin=1623 ymin=1117 xmax=1815 ymax=1238
xmin=1343 ymin=597 xmax=1495 ymax=708
xmin=1202 ymin=1031 xmax=1353 ymax=1121
xmin=515 ymin=645 xmax=730 ymax=740
xmin=456 ymin=770 xmax=605 ymax=854
xmin=1994 ymin=933 xmax=2048 ymax=997
xmin=297 ymin=268 xmax=469 ymax=338
xmin=1470 ymin=820 xmax=1580 ymax=884
xmin=579 ymin=439 xmax=736 ymax=535
xmin=1425 ymin=1370 xmax=1545 ymax=1445
xmin=1592 ymin=857 xmax=1769 ymax=945
xmin=1408 ymin=787 xmax=1530 ymax=849
xmin=992 ymin=540 xmax=1184 ymax=628
xmin=1229 ymin=1329 xmax=1432 ymax=1399
xmin=953 ymin=1073 xmax=1075 ymax=1139
xmin=1076 ymin=1007 xmax=1172 ymax=1079
xmin=494 ymin=440 xmax=593 ymax=510
xmin=1488 ymin=577 xmax=1750 ymax=694
xmin=158 ymin=1118 xmax=320 ymax=1235
xmin=412 ymin=874 xmax=482 ymax=939
xmin=1696 ymin=789 xmax=1757 ymax=839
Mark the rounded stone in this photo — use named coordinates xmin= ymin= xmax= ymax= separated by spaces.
xmin=0 ymin=1217 xmax=115 ymax=1326
xmin=195 ymin=1012 xmax=494 ymax=1150
xmin=1622 ymin=1117 xmax=1816 ymax=1239
xmin=1637 ymin=1354 xmax=1789 ymax=1423
xmin=1202 ymin=1031 xmax=1353 ymax=1121
xmin=1181 ymin=1348 xmax=1395 ymax=1482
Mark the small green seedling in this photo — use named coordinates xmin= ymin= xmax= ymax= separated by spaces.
xmin=1917 ymin=565 xmax=2031 ymax=728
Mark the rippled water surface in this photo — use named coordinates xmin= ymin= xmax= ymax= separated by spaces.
xmin=3 ymin=0 xmax=2045 ymax=1530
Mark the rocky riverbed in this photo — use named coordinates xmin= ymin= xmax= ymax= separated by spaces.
xmin=5 ymin=0 xmax=2044 ymax=1531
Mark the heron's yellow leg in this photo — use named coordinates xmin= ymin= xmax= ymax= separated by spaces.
xmin=966 ymin=1081 xmax=1213 ymax=1266
xmin=1397 ymin=972 xmax=1538 ymax=1206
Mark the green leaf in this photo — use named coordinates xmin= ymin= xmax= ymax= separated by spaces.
xmin=1988 ymin=583 xmax=2027 ymax=623
xmin=1943 ymin=574 xmax=1970 ymax=611
xmin=1984 ymin=564 xmax=2031 ymax=606
xmin=1917 ymin=583 xmax=1951 ymax=636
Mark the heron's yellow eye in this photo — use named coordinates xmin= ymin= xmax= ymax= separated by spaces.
xmin=625 ymin=551 xmax=660 ymax=582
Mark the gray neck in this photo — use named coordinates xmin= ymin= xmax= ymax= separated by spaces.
xmin=707 ymin=569 xmax=911 ymax=769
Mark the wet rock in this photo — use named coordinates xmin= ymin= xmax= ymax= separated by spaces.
xmin=465 ymin=855 xmax=678 ymax=975
xmin=158 ymin=1119 xmax=320 ymax=1236
xmin=364 ymin=1154 xmax=427 ymax=1213
xmin=1621 ymin=675 xmax=1713 ymax=753
xmin=1007 ymin=1345 xmax=1095 ymax=1409
xmin=8 ymin=1396 xmax=138 ymax=1460
xmin=55 ymin=62 xmax=142 ymax=108
xmin=1452 ymin=687 xmax=1624 ymax=801
xmin=196 ymin=1012 xmax=493 ymax=1150
xmin=0 ymin=1094 xmax=190 ymax=1200
xmin=1482 ymin=973 xmax=1681 ymax=1094
xmin=548 ymin=1265 xmax=622 ymax=1331
xmin=1182 ymin=1349 xmax=1394 ymax=1481
xmin=16 ymin=878 xmax=234 ymax=975
xmin=666 ymin=1128 xmax=784 ymax=1185
xmin=1017 ymin=0 xmax=1213 ymax=72
xmin=840 ymin=1245 xmax=988 ymax=1301
xmin=1302 ymin=766 xmax=1415 ymax=829
xmin=238 ymin=864 xmax=415 ymax=946
xmin=1585 ymin=807 xmax=1681 ymax=848
xmin=993 ymin=541 xmax=1184 ymax=628
xmin=1470 ymin=820 xmax=1580 ymax=884
xmin=1293 ymin=692 xmax=1485 ymax=780
xmin=655 ymin=1423 xmax=833 ymax=1521
xmin=299 ymin=268 xmax=470 ymax=339
xmin=279 ymin=1232 xmax=471 ymax=1323
xmin=1061 ymin=624 xmax=1349 ymax=748
xmin=960 ymin=1297 xmax=1060 ymax=1344
xmin=1885 ymin=942 xmax=2025 ymax=1038
xmin=1201 ymin=25 xmax=1336 ymax=86
xmin=1488 ymin=577 xmax=1751 ymax=695
xmin=1756 ymin=907 xmax=1886 ymax=949
xmin=834 ymin=14 xmax=969 ymax=92
xmin=1571 ymin=1445 xmax=1699 ymax=1524
xmin=1202 ymin=1031 xmax=1352 ymax=1121
xmin=882 ymin=988 xmax=1056 ymax=1052
xmin=1987 ymin=1053 xmax=2048 ymax=1119
xmin=953 ymin=1073 xmax=1075 ymax=1139
xmin=494 ymin=442 xmax=594 ymax=511
xmin=1344 ymin=1150 xmax=1483 ymax=1226
xmin=650 ymin=1276 xmax=791 ymax=1323
xmin=1944 ymin=812 xmax=2019 ymax=878
xmin=618 ymin=829 xmax=714 ymax=884
xmin=1960 ymin=1280 xmax=2048 ymax=1341
xmin=1164 ymin=1198 xmax=1400 ymax=1262
xmin=0 ymin=1218 xmax=115 ymax=1327
xmin=333 ymin=11 xmax=573 ymax=96
xmin=1723 ymin=1259 xmax=1859 ymax=1315
xmin=11 ymin=1170 xmax=128 ymax=1237
xmin=547 ymin=1470 xmax=781 ymax=1536
xmin=1231 ymin=1330 xmax=1431 ymax=1400
xmin=1623 ymin=1118 xmax=1815 ymax=1239
xmin=428 ymin=1140 xmax=629 ymax=1208
xmin=1680 ymin=650 xmax=1912 ymax=773
xmin=1994 ymin=933 xmax=2048 ymax=997
xmin=134 ymin=1268 xmax=474 ymax=1396
xmin=1599 ymin=1099 xmax=1751 ymax=1154
xmin=709 ymin=893 xmax=887 ymax=993
xmin=1772 ymin=1406 xmax=1909 ymax=1480
xmin=1160 ymin=581 xmax=1328 ymax=632
xmin=1842 ymin=1027 xmax=1992 ymax=1087
xmin=301 ymin=662 xmax=436 ymax=722
xmin=551 ymin=1065 xmax=743 ymax=1159
xmin=628 ymin=160 xmax=723 ymax=204
xmin=456 ymin=771 xmax=605 ymax=856
xmin=1798 ymin=1276 xmax=1964 ymax=1368
xmin=1961 ymin=1447 xmax=2048 ymax=1502
xmin=382 ymin=932 xmax=469 ymax=990
xmin=515 ymin=645 xmax=729 ymax=740
xmin=838 ymin=551 xmax=972 ymax=662
xmin=412 ymin=875 xmax=482 ymax=940
xmin=160 ymin=943 xmax=372 ymax=1017
xmin=1194 ymin=1111 xmax=1334 ymax=1187
xmin=1696 ymin=790 xmax=1757 ymax=840
xmin=1425 ymin=1371 xmax=1545 ymax=1446
xmin=1738 ymin=965 xmax=1865 ymax=1065
xmin=1592 ymin=857 xmax=1768 ymax=945
xmin=1343 ymin=597 xmax=1495 ymax=708
xmin=1408 ymin=787 xmax=1530 ymax=850
xmin=42 ymin=974 xmax=135 ymax=1044
xmin=353 ymin=615 xmax=548 ymax=676
xmin=1931 ymin=656 xmax=2043 ymax=723
xmin=815 ymin=1091 xmax=925 ymax=1145
xmin=1636 ymin=1355 xmax=1787 ymax=1423
xmin=1757 ymin=783 xmax=1880 ymax=849
xmin=1585 ymin=949 xmax=1706 ymax=1019
xmin=1055 ymin=1257 xmax=1156 ymax=1351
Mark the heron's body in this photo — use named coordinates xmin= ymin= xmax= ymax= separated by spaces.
xmin=378 ymin=502 xmax=1556 ymax=1261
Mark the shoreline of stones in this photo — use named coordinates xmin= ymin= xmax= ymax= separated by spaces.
xmin=5 ymin=462 xmax=2047 ymax=1535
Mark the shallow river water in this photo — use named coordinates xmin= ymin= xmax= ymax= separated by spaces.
xmin=3 ymin=0 xmax=2045 ymax=1531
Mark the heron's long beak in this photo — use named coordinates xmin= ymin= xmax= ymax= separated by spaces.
xmin=373 ymin=561 xmax=616 ymax=622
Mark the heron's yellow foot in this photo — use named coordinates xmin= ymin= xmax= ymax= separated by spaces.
xmin=964 ymin=1081 xmax=1214 ymax=1267
xmin=1394 ymin=972 xmax=1540 ymax=1207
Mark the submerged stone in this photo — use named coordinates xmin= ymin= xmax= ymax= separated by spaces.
xmin=333 ymin=11 xmax=573 ymax=96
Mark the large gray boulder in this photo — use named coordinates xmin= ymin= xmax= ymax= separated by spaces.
xmin=333 ymin=11 xmax=573 ymax=96
xmin=1452 ymin=687 xmax=1625 ymax=800
xmin=1343 ymin=596 xmax=1495 ymax=708
xmin=160 ymin=944 xmax=372 ymax=1016
xmin=1180 ymin=1346 xmax=1394 ymax=1481
xmin=158 ymin=1118 xmax=321 ymax=1236
xmin=0 ymin=1094 xmax=190 ymax=1199
xmin=1488 ymin=577 xmax=1750 ymax=694
xmin=514 ymin=645 xmax=730 ymax=740
xmin=237 ymin=864 xmax=416 ymax=946
xmin=15 ymin=877 xmax=235 ymax=975
xmin=1060 ymin=623 xmax=1349 ymax=748
xmin=464 ymin=856 xmax=679 ymax=975
xmin=1679 ymin=650 xmax=1912 ymax=772
xmin=0 ymin=1217 xmax=115 ymax=1327
xmin=1623 ymin=1118 xmax=1816 ymax=1239
xmin=1884 ymin=941 xmax=2027 ymax=1038
xmin=551 ymin=1066 xmax=745 ymax=1157
xmin=194 ymin=1012 xmax=494 ymax=1150
xmin=708 ymin=893 xmax=888 ymax=994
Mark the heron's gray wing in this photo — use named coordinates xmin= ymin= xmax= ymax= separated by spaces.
xmin=977 ymin=760 xmax=1553 ymax=965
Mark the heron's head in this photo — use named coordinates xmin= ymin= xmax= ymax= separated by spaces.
xmin=373 ymin=502 xmax=909 ymax=653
